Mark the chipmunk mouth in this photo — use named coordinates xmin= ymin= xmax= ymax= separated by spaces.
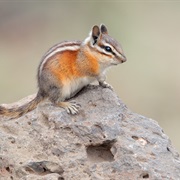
xmin=112 ymin=56 xmax=126 ymax=65
xmin=113 ymin=54 xmax=126 ymax=65
xmin=111 ymin=61 xmax=120 ymax=65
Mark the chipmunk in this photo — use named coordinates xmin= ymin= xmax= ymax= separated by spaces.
xmin=0 ymin=24 xmax=126 ymax=119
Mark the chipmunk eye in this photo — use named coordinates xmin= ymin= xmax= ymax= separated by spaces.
xmin=105 ymin=46 xmax=112 ymax=52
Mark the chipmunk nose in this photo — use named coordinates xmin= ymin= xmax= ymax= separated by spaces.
xmin=121 ymin=54 xmax=127 ymax=63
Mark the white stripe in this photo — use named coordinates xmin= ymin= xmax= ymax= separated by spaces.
xmin=100 ymin=42 xmax=122 ymax=57
xmin=94 ymin=42 xmax=114 ymax=56
xmin=39 ymin=45 xmax=80 ymax=75
xmin=44 ymin=41 xmax=80 ymax=56
xmin=86 ymin=37 xmax=120 ymax=57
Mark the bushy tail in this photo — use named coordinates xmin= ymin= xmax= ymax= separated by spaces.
xmin=0 ymin=93 xmax=43 ymax=119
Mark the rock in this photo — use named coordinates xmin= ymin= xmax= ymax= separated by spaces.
xmin=0 ymin=85 xmax=180 ymax=180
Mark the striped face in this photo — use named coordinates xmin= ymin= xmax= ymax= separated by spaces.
xmin=85 ymin=24 xmax=126 ymax=68
xmin=95 ymin=34 xmax=126 ymax=65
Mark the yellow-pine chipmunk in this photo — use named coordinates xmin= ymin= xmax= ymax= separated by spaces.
xmin=0 ymin=24 xmax=126 ymax=119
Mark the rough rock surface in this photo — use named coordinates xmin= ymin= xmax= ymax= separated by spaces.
xmin=0 ymin=85 xmax=180 ymax=180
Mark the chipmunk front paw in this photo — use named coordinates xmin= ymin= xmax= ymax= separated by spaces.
xmin=99 ymin=81 xmax=113 ymax=90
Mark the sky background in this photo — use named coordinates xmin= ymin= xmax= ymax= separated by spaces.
xmin=0 ymin=1 xmax=180 ymax=151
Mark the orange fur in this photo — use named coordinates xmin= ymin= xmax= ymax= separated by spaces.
xmin=47 ymin=50 xmax=82 ymax=83
xmin=83 ymin=49 xmax=99 ymax=76
xmin=46 ymin=49 xmax=100 ymax=84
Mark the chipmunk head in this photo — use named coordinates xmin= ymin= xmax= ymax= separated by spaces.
xmin=84 ymin=24 xmax=126 ymax=67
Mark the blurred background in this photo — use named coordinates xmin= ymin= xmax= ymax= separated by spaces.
xmin=0 ymin=2 xmax=180 ymax=151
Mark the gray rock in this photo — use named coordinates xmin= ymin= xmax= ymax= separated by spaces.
xmin=0 ymin=85 xmax=180 ymax=180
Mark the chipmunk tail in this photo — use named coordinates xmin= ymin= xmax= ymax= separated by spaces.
xmin=0 ymin=92 xmax=44 ymax=119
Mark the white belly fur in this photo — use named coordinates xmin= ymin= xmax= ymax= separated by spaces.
xmin=61 ymin=77 xmax=95 ymax=100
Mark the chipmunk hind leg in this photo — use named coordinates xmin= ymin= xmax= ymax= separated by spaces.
xmin=47 ymin=85 xmax=81 ymax=115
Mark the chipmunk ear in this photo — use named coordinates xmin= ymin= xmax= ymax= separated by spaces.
xmin=91 ymin=25 xmax=100 ymax=45
xmin=100 ymin=24 xmax=108 ymax=34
